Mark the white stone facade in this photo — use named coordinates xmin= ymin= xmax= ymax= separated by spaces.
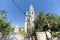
xmin=25 ymin=5 xmax=35 ymax=34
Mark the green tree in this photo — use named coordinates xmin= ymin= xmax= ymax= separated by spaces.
xmin=0 ymin=10 xmax=6 ymax=19
xmin=34 ymin=11 xmax=60 ymax=36
xmin=34 ymin=11 xmax=59 ymax=32
xmin=0 ymin=10 xmax=12 ymax=39
xmin=34 ymin=11 xmax=47 ymax=32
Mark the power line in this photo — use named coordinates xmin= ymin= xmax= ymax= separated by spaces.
xmin=12 ymin=0 xmax=25 ymax=14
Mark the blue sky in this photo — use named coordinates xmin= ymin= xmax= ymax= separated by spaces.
xmin=0 ymin=0 xmax=60 ymax=27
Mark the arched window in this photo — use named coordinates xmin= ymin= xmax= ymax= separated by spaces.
xmin=32 ymin=12 xmax=33 ymax=15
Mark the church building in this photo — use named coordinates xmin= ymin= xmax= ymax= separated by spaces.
xmin=25 ymin=5 xmax=35 ymax=34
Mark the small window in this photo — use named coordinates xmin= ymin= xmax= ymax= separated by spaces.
xmin=32 ymin=12 xmax=33 ymax=15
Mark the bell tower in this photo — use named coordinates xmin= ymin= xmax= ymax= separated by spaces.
xmin=24 ymin=5 xmax=35 ymax=40
xmin=30 ymin=5 xmax=35 ymax=28
xmin=25 ymin=11 xmax=29 ymax=33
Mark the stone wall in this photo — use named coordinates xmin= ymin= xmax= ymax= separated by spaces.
xmin=36 ymin=32 xmax=46 ymax=40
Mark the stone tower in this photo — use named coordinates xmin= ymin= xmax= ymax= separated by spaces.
xmin=25 ymin=5 xmax=35 ymax=34
xmin=30 ymin=5 xmax=35 ymax=28
xmin=25 ymin=11 xmax=29 ymax=33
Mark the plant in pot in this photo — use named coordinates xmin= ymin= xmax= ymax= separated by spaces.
xmin=34 ymin=11 xmax=48 ymax=40
xmin=34 ymin=11 xmax=57 ymax=40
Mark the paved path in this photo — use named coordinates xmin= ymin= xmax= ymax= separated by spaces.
xmin=6 ymin=32 xmax=24 ymax=40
